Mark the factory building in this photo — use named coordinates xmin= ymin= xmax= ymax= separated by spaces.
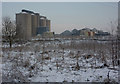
xmin=16 ymin=9 xmax=51 ymax=40
xmin=80 ymin=28 xmax=95 ymax=37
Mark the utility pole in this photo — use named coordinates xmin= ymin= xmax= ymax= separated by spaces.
xmin=111 ymin=21 xmax=115 ymax=68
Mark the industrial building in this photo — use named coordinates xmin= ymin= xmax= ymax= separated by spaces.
xmin=16 ymin=9 xmax=51 ymax=40
xmin=80 ymin=28 xmax=95 ymax=37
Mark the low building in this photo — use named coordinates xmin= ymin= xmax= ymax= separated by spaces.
xmin=43 ymin=32 xmax=54 ymax=37
xmin=95 ymin=31 xmax=110 ymax=36
xmin=36 ymin=27 xmax=49 ymax=35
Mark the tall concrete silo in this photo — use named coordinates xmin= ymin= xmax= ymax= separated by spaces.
xmin=16 ymin=13 xmax=32 ymax=40
xmin=39 ymin=17 xmax=46 ymax=27
xmin=35 ymin=13 xmax=40 ymax=27
xmin=46 ymin=19 xmax=51 ymax=31
xmin=32 ymin=13 xmax=40 ymax=37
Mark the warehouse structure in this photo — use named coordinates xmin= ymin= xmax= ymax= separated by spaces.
xmin=16 ymin=9 xmax=51 ymax=40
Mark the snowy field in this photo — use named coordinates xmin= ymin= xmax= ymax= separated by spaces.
xmin=1 ymin=38 xmax=119 ymax=83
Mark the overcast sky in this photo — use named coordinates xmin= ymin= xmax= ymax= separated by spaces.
xmin=2 ymin=2 xmax=118 ymax=34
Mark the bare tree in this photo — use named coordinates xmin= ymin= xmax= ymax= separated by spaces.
xmin=110 ymin=21 xmax=119 ymax=67
xmin=2 ymin=16 xmax=16 ymax=48
xmin=117 ymin=25 xmax=120 ymax=66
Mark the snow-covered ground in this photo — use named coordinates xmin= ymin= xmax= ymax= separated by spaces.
xmin=2 ymin=39 xmax=119 ymax=82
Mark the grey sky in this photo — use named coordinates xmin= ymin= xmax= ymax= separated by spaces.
xmin=2 ymin=2 xmax=118 ymax=34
